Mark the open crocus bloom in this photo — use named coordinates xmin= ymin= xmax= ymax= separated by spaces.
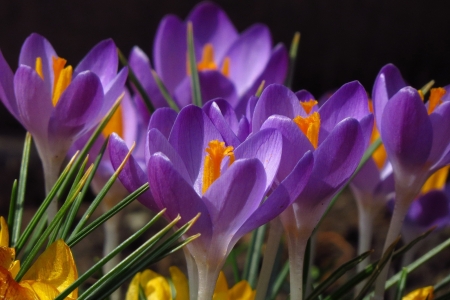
xmin=0 ymin=217 xmax=78 ymax=300
xmin=402 ymin=286 xmax=434 ymax=300
xmin=129 ymin=2 xmax=288 ymax=114
xmin=109 ymin=104 xmax=314 ymax=299
xmin=0 ymin=33 xmax=128 ymax=193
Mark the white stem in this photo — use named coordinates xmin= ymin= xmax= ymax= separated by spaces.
xmin=286 ymin=229 xmax=310 ymax=300
xmin=304 ymin=232 xmax=317 ymax=297
xmin=197 ymin=260 xmax=222 ymax=300
xmin=184 ymin=249 xmax=199 ymax=300
xmin=255 ymin=217 xmax=283 ymax=300
xmin=373 ymin=190 xmax=413 ymax=299
xmin=356 ymin=202 xmax=375 ymax=272
xmin=42 ymin=154 xmax=64 ymax=221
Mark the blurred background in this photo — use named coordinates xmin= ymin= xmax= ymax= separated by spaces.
xmin=1 ymin=0 xmax=450 ymax=295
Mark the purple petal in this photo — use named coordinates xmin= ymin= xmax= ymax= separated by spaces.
xmin=381 ymin=87 xmax=432 ymax=172
xmin=237 ymin=44 xmax=289 ymax=111
xmin=148 ymin=107 xmax=178 ymax=139
xmin=98 ymin=67 xmax=128 ymax=122
xmin=203 ymin=101 xmax=240 ymax=147
xmin=168 ymin=105 xmax=222 ymax=191
xmin=260 ymin=115 xmax=314 ymax=182
xmin=14 ymin=65 xmax=52 ymax=139
xmin=252 ymin=84 xmax=305 ymax=132
xmin=108 ymin=133 xmax=156 ymax=210
xmin=237 ymin=116 xmax=250 ymax=142
xmin=129 ymin=47 xmax=168 ymax=109
xmin=350 ymin=158 xmax=382 ymax=195
xmin=372 ymin=64 xmax=407 ymax=131
xmin=232 ymin=151 xmax=314 ymax=244
xmin=48 ymin=71 xmax=104 ymax=145
xmin=226 ymin=24 xmax=272 ymax=96
xmin=153 ymin=15 xmax=187 ymax=93
xmin=203 ymin=98 xmax=239 ymax=132
xmin=19 ymin=33 xmax=57 ymax=93
xmin=295 ymin=90 xmax=315 ymax=102
xmin=187 ymin=2 xmax=238 ymax=62
xmin=234 ymin=128 xmax=282 ymax=191
xmin=148 ymin=153 xmax=212 ymax=240
xmin=406 ymin=190 xmax=450 ymax=228
xmin=0 ymin=50 xmax=19 ymax=119
xmin=428 ymin=102 xmax=450 ymax=169
xmin=245 ymin=95 xmax=258 ymax=123
xmin=75 ymin=39 xmax=118 ymax=87
xmin=203 ymin=158 xmax=266 ymax=236
xmin=318 ymin=81 xmax=370 ymax=143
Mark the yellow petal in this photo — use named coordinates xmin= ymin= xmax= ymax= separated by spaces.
xmin=0 ymin=246 xmax=15 ymax=271
xmin=145 ymin=276 xmax=171 ymax=300
xmin=22 ymin=239 xmax=78 ymax=299
xmin=140 ymin=269 xmax=163 ymax=287
xmin=169 ymin=266 xmax=189 ymax=300
xmin=213 ymin=271 xmax=229 ymax=300
xmin=9 ymin=259 xmax=20 ymax=279
xmin=403 ymin=286 xmax=434 ymax=300
xmin=20 ymin=281 xmax=60 ymax=300
xmin=0 ymin=267 xmax=37 ymax=300
xmin=0 ymin=216 xmax=9 ymax=247
xmin=126 ymin=272 xmax=142 ymax=300
xmin=229 ymin=281 xmax=256 ymax=300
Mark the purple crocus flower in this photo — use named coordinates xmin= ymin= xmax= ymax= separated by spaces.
xmin=372 ymin=63 xmax=450 ymax=298
xmin=109 ymin=104 xmax=314 ymax=300
xmin=252 ymin=82 xmax=373 ymax=299
xmin=0 ymin=33 xmax=128 ymax=201
xmin=128 ymin=2 xmax=288 ymax=115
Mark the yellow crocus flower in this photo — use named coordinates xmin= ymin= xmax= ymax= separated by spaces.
xmin=403 ymin=286 xmax=434 ymax=300
xmin=0 ymin=216 xmax=78 ymax=300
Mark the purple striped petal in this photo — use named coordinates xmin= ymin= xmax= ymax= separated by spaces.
xmin=226 ymin=24 xmax=272 ymax=96
xmin=19 ymin=33 xmax=57 ymax=93
xmin=203 ymin=98 xmax=239 ymax=132
xmin=108 ymin=133 xmax=156 ymax=211
xmin=48 ymin=71 xmax=103 ymax=145
xmin=0 ymin=50 xmax=18 ymax=119
xmin=203 ymin=101 xmax=240 ymax=147
xmin=295 ymin=90 xmax=315 ymax=102
xmin=148 ymin=107 xmax=178 ymax=139
xmin=14 ymin=65 xmax=52 ymax=139
xmin=381 ymin=87 xmax=432 ymax=173
xmin=153 ymin=15 xmax=187 ymax=92
xmin=237 ymin=116 xmax=250 ymax=142
xmin=187 ymin=2 xmax=238 ymax=62
xmin=98 ymin=67 xmax=128 ymax=122
xmin=428 ymin=102 xmax=450 ymax=170
xmin=75 ymin=39 xmax=118 ymax=87
xmin=252 ymin=84 xmax=305 ymax=132
xmin=234 ymin=128 xmax=282 ymax=191
xmin=372 ymin=64 xmax=407 ymax=131
xmin=148 ymin=152 xmax=212 ymax=240
xmin=406 ymin=190 xmax=450 ymax=228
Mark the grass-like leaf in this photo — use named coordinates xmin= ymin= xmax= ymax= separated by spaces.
xmin=10 ymin=132 xmax=32 ymax=247
xmin=394 ymin=268 xmax=408 ymax=300
xmin=306 ymin=250 xmax=373 ymax=300
xmin=118 ymin=48 xmax=155 ymax=113
xmin=255 ymin=80 xmax=266 ymax=97
xmin=7 ymin=179 xmax=18 ymax=235
xmin=243 ymin=224 xmax=267 ymax=288
xmin=420 ymin=79 xmax=435 ymax=96
xmin=151 ymin=69 xmax=180 ymax=112
xmin=187 ymin=22 xmax=202 ymax=107
xmin=284 ymin=32 xmax=301 ymax=89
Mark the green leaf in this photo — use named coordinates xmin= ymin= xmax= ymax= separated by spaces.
xmin=7 ymin=180 xmax=18 ymax=236
xmin=306 ymin=250 xmax=373 ymax=300
xmin=420 ymin=79 xmax=435 ymax=96
xmin=284 ymin=32 xmax=301 ymax=89
xmin=255 ymin=80 xmax=266 ymax=97
xmin=434 ymin=272 xmax=450 ymax=292
xmin=139 ymin=285 xmax=147 ymax=300
xmin=187 ymin=22 xmax=202 ymax=107
xmin=243 ymin=224 xmax=267 ymax=288
xmin=394 ymin=268 xmax=408 ymax=300
xmin=151 ymin=69 xmax=180 ymax=112
xmin=10 ymin=132 xmax=32 ymax=248
xmin=118 ymin=48 xmax=155 ymax=113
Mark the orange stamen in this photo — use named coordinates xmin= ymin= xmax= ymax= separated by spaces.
xmin=300 ymin=99 xmax=318 ymax=115
xmin=202 ymin=140 xmax=235 ymax=194
xmin=51 ymin=57 xmax=73 ymax=106
xmin=102 ymin=104 xmax=124 ymax=138
xmin=197 ymin=44 xmax=218 ymax=72
xmin=293 ymin=112 xmax=321 ymax=149
xmin=421 ymin=166 xmax=450 ymax=195
xmin=221 ymin=57 xmax=230 ymax=77
xmin=35 ymin=57 xmax=44 ymax=80
xmin=427 ymin=87 xmax=446 ymax=114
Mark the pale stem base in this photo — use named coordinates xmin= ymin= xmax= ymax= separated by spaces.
xmin=286 ymin=229 xmax=311 ymax=300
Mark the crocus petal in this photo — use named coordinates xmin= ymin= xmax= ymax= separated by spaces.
xmin=0 ymin=267 xmax=37 ymax=299
xmin=350 ymin=158 xmax=382 ymax=194
xmin=19 ymin=33 xmax=57 ymax=93
xmin=381 ymin=87 xmax=432 ymax=173
xmin=108 ymin=133 xmax=157 ymax=211
xmin=0 ymin=50 xmax=19 ymax=119
xmin=226 ymin=24 xmax=272 ymax=96
xmin=173 ymin=71 xmax=239 ymax=108
xmin=14 ymin=65 xmax=52 ymax=140
xmin=48 ymin=71 xmax=104 ymax=148
xmin=98 ymin=67 xmax=129 ymax=121
xmin=168 ymin=105 xmax=222 ymax=191
xmin=236 ymin=44 xmax=289 ymax=114
xmin=318 ymin=81 xmax=370 ymax=143
xmin=22 ymin=239 xmax=78 ymax=298
xmin=428 ymin=102 xmax=450 ymax=170
xmin=296 ymin=90 xmax=315 ymax=102
xmin=237 ymin=116 xmax=250 ymax=142
xmin=129 ymin=46 xmax=167 ymax=109
xmin=148 ymin=107 xmax=178 ymax=139
xmin=169 ymin=266 xmax=189 ymax=300
xmin=148 ymin=153 xmax=212 ymax=242
xmin=234 ymin=128 xmax=283 ymax=191
xmin=406 ymin=190 xmax=449 ymax=228
xmin=153 ymin=15 xmax=187 ymax=92
xmin=372 ymin=63 xmax=407 ymax=130
xmin=252 ymin=84 xmax=305 ymax=132
xmin=74 ymin=39 xmax=118 ymax=86
xmin=203 ymin=101 xmax=240 ymax=147
xmin=260 ymin=115 xmax=314 ymax=182
xmin=0 ymin=217 xmax=8 ymax=247
xmin=187 ymin=2 xmax=238 ymax=62
xmin=232 ymin=151 xmax=314 ymax=245
xmin=203 ymin=98 xmax=239 ymax=133
xmin=203 ymin=158 xmax=266 ymax=235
